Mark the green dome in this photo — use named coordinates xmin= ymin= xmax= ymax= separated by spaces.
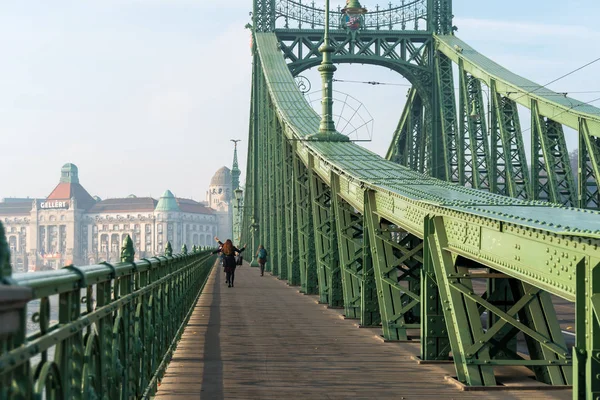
xmin=155 ymin=190 xmax=180 ymax=212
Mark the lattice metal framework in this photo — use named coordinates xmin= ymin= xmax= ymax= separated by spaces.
xmin=243 ymin=0 xmax=600 ymax=398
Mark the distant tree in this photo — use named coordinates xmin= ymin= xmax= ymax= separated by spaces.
xmin=569 ymin=148 xmax=578 ymax=181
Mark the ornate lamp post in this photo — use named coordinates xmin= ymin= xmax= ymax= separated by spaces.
xmin=234 ymin=189 xmax=260 ymax=267
xmin=306 ymin=0 xmax=350 ymax=142
xmin=233 ymin=188 xmax=243 ymax=244
xmin=249 ymin=217 xmax=260 ymax=267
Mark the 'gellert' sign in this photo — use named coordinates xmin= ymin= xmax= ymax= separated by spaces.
xmin=39 ymin=200 xmax=70 ymax=209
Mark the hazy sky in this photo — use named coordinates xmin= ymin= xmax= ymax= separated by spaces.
xmin=1 ymin=0 xmax=599 ymax=201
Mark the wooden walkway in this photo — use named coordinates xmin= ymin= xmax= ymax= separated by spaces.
xmin=155 ymin=263 xmax=571 ymax=400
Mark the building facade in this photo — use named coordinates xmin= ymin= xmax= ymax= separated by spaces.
xmin=0 ymin=164 xmax=218 ymax=271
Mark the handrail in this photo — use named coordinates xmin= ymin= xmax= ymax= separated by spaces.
xmin=0 ymin=225 xmax=217 ymax=399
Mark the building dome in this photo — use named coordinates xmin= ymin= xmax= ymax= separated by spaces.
xmin=155 ymin=190 xmax=180 ymax=212
xmin=127 ymin=194 xmax=137 ymax=198
xmin=210 ymin=167 xmax=232 ymax=186
xmin=93 ymin=196 xmax=102 ymax=202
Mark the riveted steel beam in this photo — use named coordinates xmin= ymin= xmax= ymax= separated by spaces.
xmin=310 ymin=158 xmax=343 ymax=307
xmin=531 ymin=99 xmax=577 ymax=206
xmin=435 ymin=51 xmax=459 ymax=183
xmin=458 ymin=64 xmax=491 ymax=190
xmin=579 ymin=119 xmax=600 ymax=209
xmin=489 ymin=80 xmax=530 ymax=199
xmin=331 ymin=173 xmax=366 ymax=319
xmin=275 ymin=119 xmax=288 ymax=280
xmin=365 ymin=190 xmax=421 ymax=341
xmin=294 ymin=151 xmax=318 ymax=294
xmin=426 ymin=216 xmax=571 ymax=386
xmin=284 ymin=137 xmax=301 ymax=285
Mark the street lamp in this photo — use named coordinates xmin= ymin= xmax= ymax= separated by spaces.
xmin=306 ymin=0 xmax=350 ymax=142
xmin=234 ymin=188 xmax=243 ymax=244
xmin=233 ymin=189 xmax=260 ymax=267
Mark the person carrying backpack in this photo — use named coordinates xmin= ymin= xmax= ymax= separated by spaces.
xmin=256 ymin=245 xmax=267 ymax=276
xmin=212 ymin=237 xmax=246 ymax=288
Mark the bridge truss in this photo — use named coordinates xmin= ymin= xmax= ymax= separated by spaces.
xmin=244 ymin=0 xmax=600 ymax=398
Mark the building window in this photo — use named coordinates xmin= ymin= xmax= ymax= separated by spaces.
xmin=113 ymin=224 xmax=119 ymax=231
xmin=124 ymin=224 xmax=130 ymax=231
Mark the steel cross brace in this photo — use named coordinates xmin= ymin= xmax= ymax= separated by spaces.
xmin=293 ymin=151 xmax=318 ymax=294
xmin=531 ymin=100 xmax=577 ymax=206
xmin=309 ymin=165 xmax=343 ymax=307
xmin=490 ymin=81 xmax=530 ymax=199
xmin=267 ymin=104 xmax=279 ymax=276
xmin=574 ymin=258 xmax=600 ymax=399
xmin=274 ymin=120 xmax=288 ymax=280
xmin=458 ymin=65 xmax=491 ymax=190
xmin=435 ymin=51 xmax=459 ymax=183
xmin=283 ymin=135 xmax=301 ymax=285
xmin=579 ymin=120 xmax=600 ymax=209
xmin=364 ymin=190 xmax=422 ymax=341
xmin=426 ymin=215 xmax=572 ymax=387
xmin=331 ymin=172 xmax=367 ymax=319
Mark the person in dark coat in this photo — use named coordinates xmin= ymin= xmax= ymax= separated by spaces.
xmin=212 ymin=237 xmax=246 ymax=288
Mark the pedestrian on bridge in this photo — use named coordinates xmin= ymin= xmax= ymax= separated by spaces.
xmin=256 ymin=245 xmax=267 ymax=276
xmin=213 ymin=237 xmax=246 ymax=288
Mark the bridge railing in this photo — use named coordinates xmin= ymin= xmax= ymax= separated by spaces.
xmin=0 ymin=222 xmax=216 ymax=400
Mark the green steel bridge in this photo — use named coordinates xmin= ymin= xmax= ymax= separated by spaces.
xmin=2 ymin=0 xmax=600 ymax=398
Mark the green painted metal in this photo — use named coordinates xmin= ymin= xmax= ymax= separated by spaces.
xmin=435 ymin=35 xmax=600 ymax=208
xmin=435 ymin=52 xmax=459 ymax=183
xmin=331 ymin=173 xmax=363 ymax=318
xmin=309 ymin=158 xmax=343 ymax=306
xmin=275 ymin=120 xmax=288 ymax=280
xmin=0 ymin=228 xmax=216 ymax=399
xmin=490 ymin=82 xmax=530 ymax=199
xmin=293 ymin=149 xmax=318 ymax=294
xmin=283 ymin=137 xmax=301 ymax=285
xmin=246 ymin=1 xmax=600 ymax=396
xmin=364 ymin=190 xmax=421 ymax=341
xmin=457 ymin=63 xmax=491 ymax=190
xmin=531 ymin=100 xmax=577 ymax=206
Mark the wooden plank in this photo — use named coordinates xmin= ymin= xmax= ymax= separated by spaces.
xmin=155 ymin=264 xmax=570 ymax=399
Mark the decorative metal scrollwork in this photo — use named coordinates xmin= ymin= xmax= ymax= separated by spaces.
xmin=295 ymin=75 xmax=311 ymax=94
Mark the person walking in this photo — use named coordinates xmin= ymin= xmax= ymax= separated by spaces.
xmin=256 ymin=245 xmax=267 ymax=276
xmin=212 ymin=237 xmax=246 ymax=288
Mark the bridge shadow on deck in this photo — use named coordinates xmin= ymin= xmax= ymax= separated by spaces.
xmin=155 ymin=264 xmax=570 ymax=400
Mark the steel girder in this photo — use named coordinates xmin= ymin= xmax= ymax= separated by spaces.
xmin=330 ymin=174 xmax=379 ymax=325
xmin=284 ymin=137 xmax=301 ymax=285
xmin=435 ymin=52 xmax=459 ymax=183
xmin=274 ymin=120 xmax=288 ymax=280
xmin=458 ymin=64 xmax=491 ymax=190
xmin=253 ymin=0 xmax=275 ymax=32
xmin=489 ymin=81 xmax=530 ymax=199
xmin=364 ymin=190 xmax=422 ymax=341
xmin=531 ymin=100 xmax=577 ymax=206
xmin=436 ymin=35 xmax=600 ymax=209
xmin=579 ymin=120 xmax=600 ymax=209
xmin=267 ymin=98 xmax=278 ymax=275
xmin=293 ymin=150 xmax=318 ymax=294
xmin=386 ymin=88 xmax=427 ymax=174
xmin=426 ymin=216 xmax=572 ymax=387
xmin=248 ymin=32 xmax=600 ymax=397
xmin=309 ymin=158 xmax=343 ymax=307
xmin=276 ymin=30 xmax=433 ymax=79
